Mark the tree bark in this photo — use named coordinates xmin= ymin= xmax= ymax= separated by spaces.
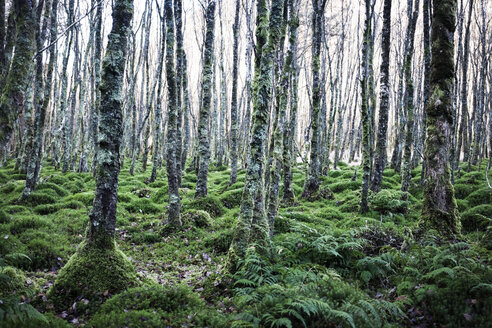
xmin=87 ymin=0 xmax=133 ymax=248
xmin=422 ymin=0 xmax=460 ymax=236
xmin=195 ymin=1 xmax=216 ymax=199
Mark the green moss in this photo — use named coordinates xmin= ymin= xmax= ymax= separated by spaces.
xmin=125 ymin=198 xmax=161 ymax=214
xmin=64 ymin=192 xmax=94 ymax=206
xmin=46 ymin=175 xmax=69 ymax=185
xmin=20 ymin=192 xmax=57 ymax=206
xmin=0 ymin=266 xmax=36 ymax=298
xmin=0 ymin=182 xmax=16 ymax=194
xmin=369 ymin=189 xmax=410 ymax=214
xmin=0 ymin=210 xmax=9 ymax=224
xmin=48 ymin=241 xmax=139 ymax=311
xmin=33 ymin=200 xmax=85 ymax=215
xmin=185 ymin=195 xmax=225 ymax=218
xmin=150 ymin=187 xmax=169 ymax=203
xmin=219 ymin=188 xmax=242 ymax=209
xmin=203 ymin=229 xmax=233 ymax=254
xmin=36 ymin=183 xmax=69 ymax=197
xmin=329 ymin=180 xmax=361 ymax=193
xmin=465 ymin=187 xmax=491 ymax=207
xmin=318 ymin=207 xmax=345 ymax=220
xmin=182 ymin=209 xmax=213 ymax=228
xmin=453 ymin=183 xmax=476 ymax=199
xmin=132 ymin=231 xmax=161 ymax=244
xmin=10 ymin=217 xmax=53 ymax=234
xmin=91 ymin=285 xmax=229 ymax=327
xmin=461 ymin=205 xmax=492 ymax=232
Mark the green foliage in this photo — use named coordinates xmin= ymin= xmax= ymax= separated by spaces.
xmin=460 ymin=205 xmax=492 ymax=232
xmin=219 ymin=188 xmax=243 ymax=209
xmin=182 ymin=209 xmax=213 ymax=228
xmin=9 ymin=216 xmax=53 ymax=234
xmin=36 ymin=182 xmax=69 ymax=197
xmin=369 ymin=189 xmax=409 ymax=214
xmin=48 ymin=242 xmax=139 ymax=312
xmin=318 ymin=207 xmax=345 ymax=220
xmin=465 ymin=187 xmax=491 ymax=207
xmin=454 ymin=183 xmax=476 ymax=199
xmin=233 ymin=248 xmax=404 ymax=328
xmin=185 ymin=195 xmax=225 ymax=218
xmin=329 ymin=181 xmax=361 ymax=193
xmin=125 ymin=198 xmax=161 ymax=214
xmin=20 ymin=192 xmax=57 ymax=206
xmin=91 ymin=284 xmax=229 ymax=327
xmin=33 ymin=200 xmax=85 ymax=215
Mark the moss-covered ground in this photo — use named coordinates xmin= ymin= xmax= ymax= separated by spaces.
xmin=0 ymin=160 xmax=491 ymax=327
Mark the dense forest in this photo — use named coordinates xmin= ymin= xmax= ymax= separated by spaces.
xmin=0 ymin=0 xmax=491 ymax=326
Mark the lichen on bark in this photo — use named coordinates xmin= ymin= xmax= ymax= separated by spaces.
xmin=195 ymin=1 xmax=216 ymax=199
xmin=421 ymin=0 xmax=460 ymax=236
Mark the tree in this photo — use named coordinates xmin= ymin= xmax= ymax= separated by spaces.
xmin=23 ymin=0 xmax=57 ymax=197
xmin=0 ymin=0 xmax=35 ymax=164
xmin=359 ymin=0 xmax=373 ymax=213
xmin=228 ymin=0 xmax=240 ymax=186
xmin=227 ymin=0 xmax=283 ymax=270
xmin=195 ymin=0 xmax=216 ymax=199
xmin=165 ymin=0 xmax=183 ymax=225
xmin=49 ymin=0 xmax=137 ymax=307
xmin=301 ymin=0 xmax=326 ymax=200
xmin=370 ymin=0 xmax=391 ymax=193
xmin=421 ymin=0 xmax=460 ymax=235
xmin=282 ymin=0 xmax=300 ymax=204
xmin=401 ymin=0 xmax=420 ymax=198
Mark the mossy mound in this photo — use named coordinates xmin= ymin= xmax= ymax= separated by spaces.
xmin=186 ymin=195 xmax=225 ymax=218
xmin=90 ymin=284 xmax=229 ymax=328
xmin=36 ymin=182 xmax=69 ymax=197
xmin=329 ymin=180 xmax=360 ymax=193
xmin=182 ymin=209 xmax=213 ymax=228
xmin=219 ymin=188 xmax=243 ymax=209
xmin=64 ymin=192 xmax=94 ymax=206
xmin=461 ymin=205 xmax=492 ymax=232
xmin=369 ymin=189 xmax=410 ymax=214
xmin=20 ymin=192 xmax=58 ymax=206
xmin=465 ymin=187 xmax=491 ymax=207
xmin=125 ymin=198 xmax=161 ymax=214
xmin=48 ymin=242 xmax=139 ymax=312
xmin=454 ymin=183 xmax=476 ymax=199
xmin=33 ymin=200 xmax=85 ymax=215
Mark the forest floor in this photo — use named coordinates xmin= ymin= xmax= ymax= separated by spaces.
xmin=0 ymin=160 xmax=491 ymax=327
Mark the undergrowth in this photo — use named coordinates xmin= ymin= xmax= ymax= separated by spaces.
xmin=0 ymin=159 xmax=490 ymax=326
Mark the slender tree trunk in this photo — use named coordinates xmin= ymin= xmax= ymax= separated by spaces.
xmin=302 ymin=0 xmax=325 ymax=200
xmin=401 ymin=0 xmax=420 ymax=198
xmin=195 ymin=1 xmax=216 ymax=199
xmin=87 ymin=0 xmax=133 ymax=247
xmin=165 ymin=0 xmax=182 ymax=226
xmin=359 ymin=0 xmax=372 ymax=213
xmin=228 ymin=0 xmax=240 ymax=186
xmin=228 ymin=0 xmax=283 ymax=269
xmin=282 ymin=0 xmax=299 ymax=204
xmin=24 ymin=0 xmax=56 ymax=197
xmin=422 ymin=0 xmax=460 ymax=236
xmin=370 ymin=0 xmax=391 ymax=192
xmin=0 ymin=0 xmax=35 ymax=164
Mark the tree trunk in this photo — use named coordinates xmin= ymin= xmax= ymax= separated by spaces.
xmin=228 ymin=0 xmax=240 ymax=186
xmin=422 ymin=0 xmax=460 ymax=236
xmin=302 ymin=0 xmax=325 ymax=200
xmin=370 ymin=0 xmax=391 ymax=192
xmin=165 ymin=0 xmax=183 ymax=225
xmin=0 ymin=0 xmax=35 ymax=164
xmin=195 ymin=1 xmax=216 ymax=199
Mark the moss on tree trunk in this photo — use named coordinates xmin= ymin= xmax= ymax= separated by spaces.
xmin=421 ymin=0 xmax=460 ymax=236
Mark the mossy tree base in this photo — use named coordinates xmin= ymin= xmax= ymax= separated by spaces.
xmin=48 ymin=241 xmax=139 ymax=311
